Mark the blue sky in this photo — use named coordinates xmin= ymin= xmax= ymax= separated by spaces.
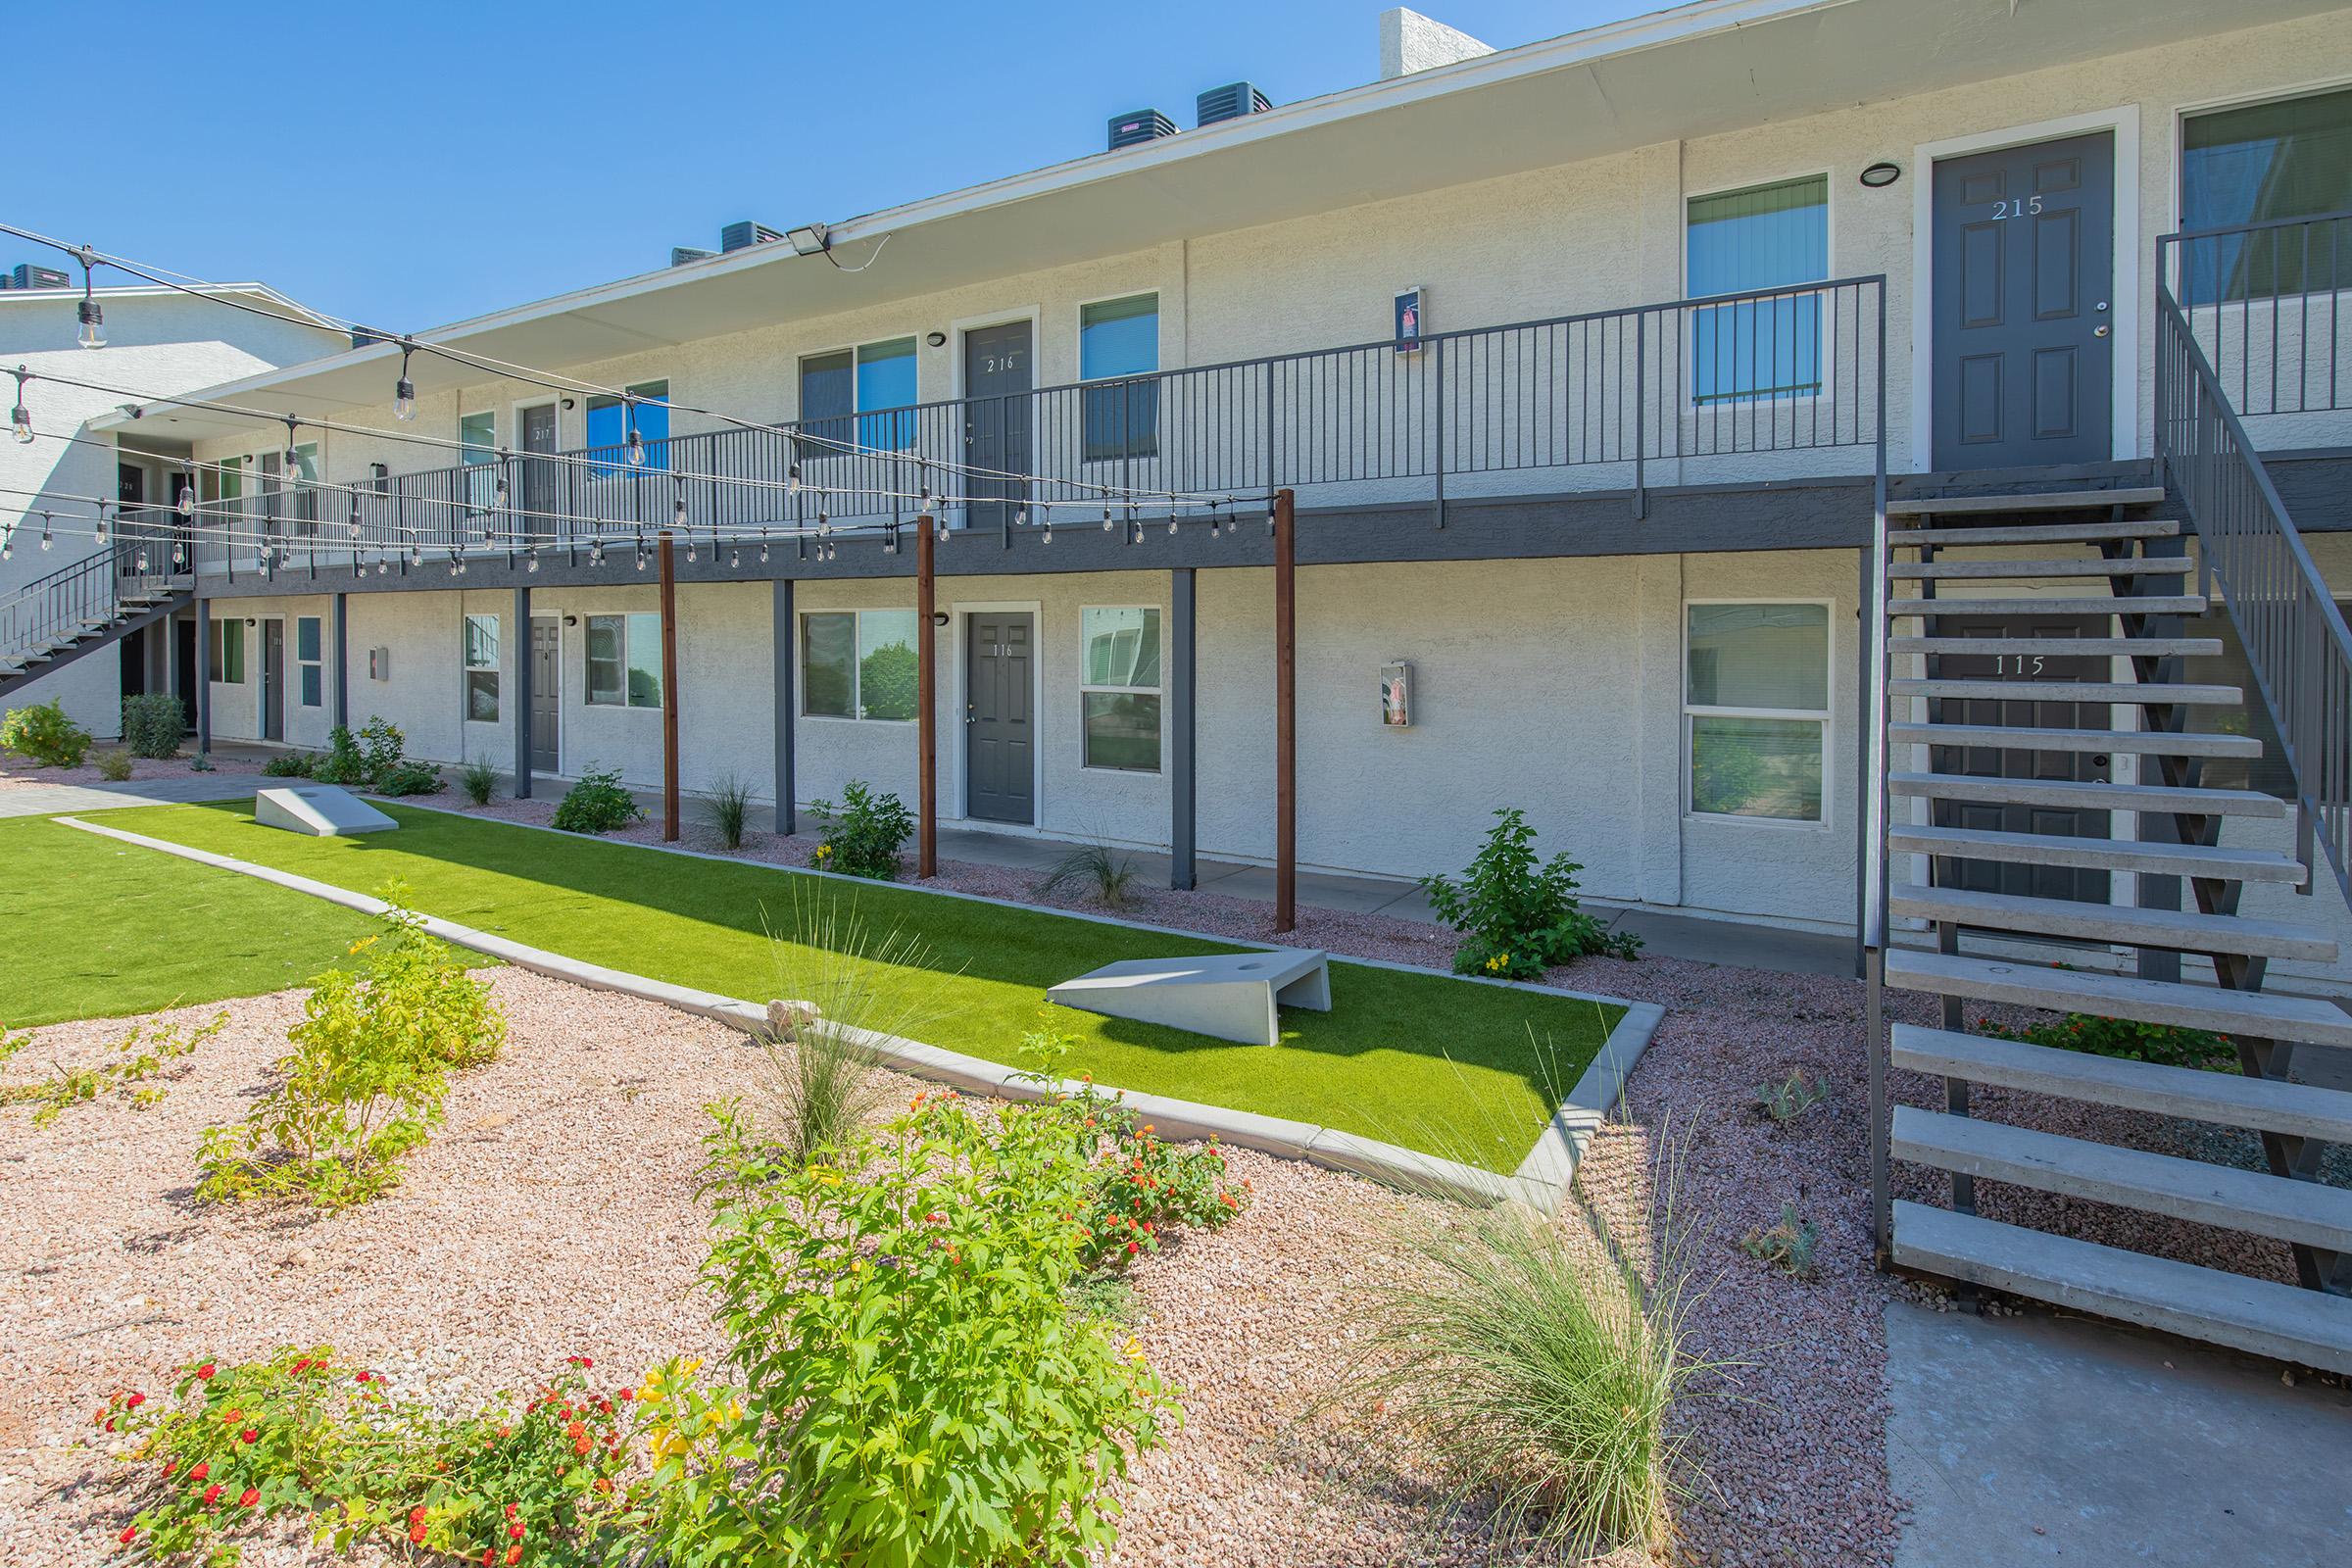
xmin=9 ymin=1 xmax=1656 ymax=332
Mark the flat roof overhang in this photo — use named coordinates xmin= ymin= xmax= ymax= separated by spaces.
xmin=93 ymin=0 xmax=2339 ymax=444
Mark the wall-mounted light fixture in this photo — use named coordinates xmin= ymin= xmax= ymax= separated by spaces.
xmin=1859 ymin=161 xmax=1902 ymax=188
xmin=785 ymin=223 xmax=829 ymax=257
xmin=929 ymin=611 xmax=951 ymax=627
xmin=925 ymin=331 xmax=947 ymax=347
xmin=564 ymin=614 xmax=578 ymax=627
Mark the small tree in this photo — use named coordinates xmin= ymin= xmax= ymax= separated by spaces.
xmin=0 ymin=698 xmax=92 ymax=767
xmin=1418 ymin=808 xmax=1639 ymax=979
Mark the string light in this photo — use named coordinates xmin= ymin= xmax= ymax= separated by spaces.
xmin=348 ymin=499 xmax=363 ymax=538
xmin=589 ymin=538 xmax=605 ymax=565
xmin=393 ymin=345 xmax=416 ymax=420
xmin=1102 ymin=506 xmax=1114 ymax=531
xmin=39 ymin=511 xmax=54 ymax=551
xmin=94 ymin=505 xmax=110 ymax=545
xmin=622 ymin=397 xmax=647 ymax=466
xmin=75 ymin=251 xmax=105 ymax=349
xmin=10 ymin=370 xmax=29 ymax=444
xmin=180 ymin=463 xmax=198 ymax=517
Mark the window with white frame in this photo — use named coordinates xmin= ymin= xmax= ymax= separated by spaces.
xmin=296 ymin=615 xmax=322 ymax=708
xmin=460 ymin=410 xmax=497 ymax=514
xmin=1079 ymin=606 xmax=1161 ymax=771
xmin=585 ymin=612 xmax=663 ymax=709
xmin=801 ymin=610 xmax=918 ymax=721
xmin=583 ymin=379 xmax=670 ymax=471
xmin=463 ymin=612 xmax=500 ymax=723
xmin=1686 ymin=175 xmax=1828 ymax=404
xmin=1080 ymin=294 xmax=1159 ymax=462
xmin=2180 ymin=87 xmax=2352 ymax=301
xmin=289 ymin=442 xmax=320 ymax=534
xmin=209 ymin=617 xmax=245 ymax=684
xmin=1685 ymin=602 xmax=1828 ymax=821
xmin=799 ymin=340 xmax=917 ymax=458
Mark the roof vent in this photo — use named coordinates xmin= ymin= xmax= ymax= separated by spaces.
xmin=720 ymin=221 xmax=783 ymax=254
xmin=8 ymin=264 xmax=72 ymax=291
xmin=671 ymin=246 xmax=719 ymax=268
xmin=1106 ymin=110 xmax=1177 ymax=151
xmin=1196 ymin=82 xmax=1272 ymax=126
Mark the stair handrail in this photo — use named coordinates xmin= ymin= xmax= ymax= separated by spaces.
xmin=0 ymin=536 xmax=156 ymax=668
xmin=2152 ymin=272 xmax=2352 ymax=908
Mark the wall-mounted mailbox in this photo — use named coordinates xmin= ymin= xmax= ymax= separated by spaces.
xmin=1381 ymin=661 xmax=1412 ymax=727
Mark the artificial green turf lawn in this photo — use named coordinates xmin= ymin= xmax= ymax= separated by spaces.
xmin=85 ymin=802 xmax=1625 ymax=1167
xmin=0 ymin=815 xmax=383 ymax=1028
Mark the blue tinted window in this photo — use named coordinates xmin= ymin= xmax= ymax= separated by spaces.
xmin=1688 ymin=176 xmax=1827 ymax=403
xmin=2180 ymin=89 xmax=2352 ymax=301
xmin=1081 ymin=295 xmax=1159 ymax=461
xmin=584 ymin=380 xmax=669 ymax=471
xmin=856 ymin=339 xmax=917 ymax=452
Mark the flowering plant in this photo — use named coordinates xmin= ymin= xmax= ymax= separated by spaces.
xmin=1418 ymin=807 xmax=1639 ymax=979
xmin=102 ymin=1349 xmax=637 ymax=1566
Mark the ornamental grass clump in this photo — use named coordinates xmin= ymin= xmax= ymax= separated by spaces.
xmin=1419 ymin=806 xmax=1640 ymax=980
xmin=100 ymin=1348 xmax=637 ymax=1567
xmin=196 ymin=887 xmax=504 ymax=1209
xmin=1339 ymin=1130 xmax=1725 ymax=1557
xmin=636 ymin=1096 xmax=1179 ymax=1567
xmin=706 ymin=769 xmax=755 ymax=850
xmin=1037 ymin=837 xmax=1141 ymax=911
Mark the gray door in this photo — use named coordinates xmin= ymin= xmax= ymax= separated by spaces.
xmin=962 ymin=322 xmax=1032 ymax=534
xmin=1931 ymin=132 xmax=2114 ymax=471
xmin=520 ymin=403 xmax=560 ymax=530
xmin=261 ymin=619 xmax=286 ymax=743
xmin=965 ymin=612 xmax=1033 ymax=823
xmin=530 ymin=616 xmax=561 ymax=774
xmin=1928 ymin=612 xmax=2111 ymax=905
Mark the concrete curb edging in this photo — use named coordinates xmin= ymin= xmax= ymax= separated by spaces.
xmin=54 ymin=814 xmax=1660 ymax=1212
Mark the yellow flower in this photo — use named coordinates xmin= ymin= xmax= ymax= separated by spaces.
xmin=1121 ymin=1336 xmax=1146 ymax=1362
xmin=347 ymin=934 xmax=379 ymax=956
xmin=679 ymin=1357 xmax=703 ymax=1378
xmin=649 ymin=1424 xmax=690 ymax=1459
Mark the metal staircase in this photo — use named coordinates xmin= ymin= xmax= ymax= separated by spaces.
xmin=1863 ymin=478 xmax=2352 ymax=1374
xmin=0 ymin=539 xmax=186 ymax=701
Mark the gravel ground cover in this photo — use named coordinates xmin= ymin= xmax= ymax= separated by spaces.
xmin=0 ymin=753 xmax=270 ymax=793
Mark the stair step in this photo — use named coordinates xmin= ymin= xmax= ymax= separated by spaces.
xmin=1891 ymin=558 xmax=2193 ymax=580
xmin=1884 ymin=949 xmax=2352 ymax=1049
xmin=1888 ymin=596 xmax=2206 ymax=617
xmin=1887 ymin=722 xmax=2262 ymax=759
xmin=1890 ymin=1024 xmax=2352 ymax=1142
xmin=1889 ymin=823 xmax=2306 ymax=883
xmin=1886 ymin=486 xmax=2169 ymax=516
xmin=1896 ymin=519 xmax=2182 ymax=546
xmin=1887 ymin=679 xmax=2241 ymax=706
xmin=1888 ymin=1200 xmax=2352 ymax=1374
xmin=1890 ymin=883 xmax=2339 ymax=961
xmin=1889 ymin=635 xmax=2222 ymax=658
xmin=1886 ymin=772 xmax=2283 ymax=818
xmin=1893 ymin=1105 xmax=2352 ymax=1251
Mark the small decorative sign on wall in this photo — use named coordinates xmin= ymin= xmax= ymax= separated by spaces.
xmin=1381 ymin=661 xmax=1413 ymax=727
xmin=1394 ymin=286 xmax=1425 ymax=354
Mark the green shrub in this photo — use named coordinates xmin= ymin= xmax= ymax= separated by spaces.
xmin=261 ymin=751 xmax=317 ymax=778
xmin=1740 ymin=1202 xmax=1820 ymax=1279
xmin=309 ymin=717 xmax=436 ymax=793
xmin=551 ymin=765 xmax=643 ymax=834
xmin=312 ymin=724 xmax=369 ymax=785
xmin=1976 ymin=1011 xmax=2236 ymax=1071
xmin=0 ymin=698 xmax=92 ymax=767
xmin=639 ymin=1096 xmax=1175 ymax=1567
xmin=808 ymin=779 xmax=913 ymax=880
xmin=460 ymin=755 xmax=500 ymax=806
xmin=706 ymin=770 xmax=754 ymax=850
xmin=1418 ymin=807 xmax=1639 ymax=979
xmin=94 ymin=748 xmax=134 ymax=782
xmin=1338 ymin=1142 xmax=1721 ymax=1557
xmin=1752 ymin=1069 xmax=1829 ymax=1128
xmin=1038 ymin=838 xmax=1140 ymax=910
xmin=103 ymin=1348 xmax=637 ymax=1567
xmin=121 ymin=693 xmax=185 ymax=759
xmin=196 ymin=892 xmax=504 ymax=1209
xmin=1 ymin=1011 xmax=225 ymax=1128
xmin=372 ymin=760 xmax=443 ymax=797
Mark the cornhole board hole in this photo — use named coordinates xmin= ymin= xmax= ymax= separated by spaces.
xmin=1048 ymin=949 xmax=1332 ymax=1047
xmin=254 ymin=783 xmax=398 ymax=837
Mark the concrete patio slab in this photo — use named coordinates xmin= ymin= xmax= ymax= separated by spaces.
xmin=0 ymin=773 xmax=266 ymax=819
xmin=1886 ymin=1298 xmax=2352 ymax=1568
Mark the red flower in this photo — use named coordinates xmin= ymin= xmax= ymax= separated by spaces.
xmin=505 ymin=1503 xmax=518 ymax=1520
xmin=616 ymin=1389 xmax=633 ymax=1402
xmin=162 ymin=1460 xmax=175 ymax=1477
xmin=409 ymin=1504 xmax=429 ymax=1544
xmin=124 ymin=1393 xmax=145 ymax=1409
xmin=237 ymin=1489 xmax=258 ymax=1508
xmin=482 ymin=1551 xmax=496 ymax=1567
xmin=1126 ymin=1241 xmax=1140 ymax=1254
xmin=240 ymin=1428 xmax=259 ymax=1445
xmin=292 ymin=1358 xmax=311 ymax=1374
xmin=188 ymin=1462 xmax=209 ymax=1483
xmin=507 ymin=1548 xmax=523 ymax=1566
xmin=510 ymin=1522 xmax=525 ymax=1540
xmin=201 ymin=1484 xmax=223 ymax=1508
xmin=573 ymin=1437 xmax=592 ymax=1456
xmin=119 ymin=1527 xmax=137 ymax=1545
xmin=195 ymin=1363 xmax=216 ymax=1381
xmin=354 ymin=1371 xmax=373 ymax=1384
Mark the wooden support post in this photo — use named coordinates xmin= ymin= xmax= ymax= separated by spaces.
xmin=512 ymin=584 xmax=532 ymax=800
xmin=659 ymin=531 xmax=680 ymax=842
xmin=1273 ymin=488 xmax=1297 ymax=933
xmin=193 ymin=593 xmax=213 ymax=757
xmin=772 ymin=577 xmax=796 ymax=837
xmin=916 ymin=514 xmax=938 ymax=878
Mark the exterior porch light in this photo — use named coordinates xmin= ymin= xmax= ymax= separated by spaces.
xmin=76 ymin=252 xmax=105 ymax=348
xmin=393 ymin=345 xmax=417 ymax=420
xmin=10 ymin=370 xmax=31 ymax=443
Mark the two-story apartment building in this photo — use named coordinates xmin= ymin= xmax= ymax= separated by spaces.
xmin=12 ymin=0 xmax=2352 ymax=1366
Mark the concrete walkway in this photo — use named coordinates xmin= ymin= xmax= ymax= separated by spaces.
xmin=0 ymin=773 xmax=262 ymax=819
xmin=1886 ymin=1299 xmax=2352 ymax=1566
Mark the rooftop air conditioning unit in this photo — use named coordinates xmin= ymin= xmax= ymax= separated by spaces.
xmin=671 ymin=246 xmax=718 ymax=267
xmin=1107 ymin=110 xmax=1177 ymax=151
xmin=720 ymin=221 xmax=783 ymax=254
xmin=9 ymin=264 xmax=72 ymax=291
xmin=1196 ymin=81 xmax=1272 ymax=126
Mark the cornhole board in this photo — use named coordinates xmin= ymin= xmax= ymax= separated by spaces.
xmin=1048 ymin=949 xmax=1332 ymax=1047
xmin=254 ymin=783 xmax=398 ymax=837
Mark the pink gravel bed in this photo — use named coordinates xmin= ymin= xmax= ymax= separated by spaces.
xmin=0 ymin=753 xmax=270 ymax=793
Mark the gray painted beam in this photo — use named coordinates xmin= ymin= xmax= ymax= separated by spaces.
xmin=331 ymin=592 xmax=349 ymax=730
xmin=1170 ymin=566 xmax=1197 ymax=891
xmin=512 ymin=584 xmax=532 ymax=800
xmin=772 ymin=577 xmax=795 ymax=836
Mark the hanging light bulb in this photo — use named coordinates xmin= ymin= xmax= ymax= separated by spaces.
xmin=1102 ymin=507 xmax=1114 ymax=531
xmin=179 ymin=465 xmax=198 ymax=516
xmin=3 ymin=531 xmax=13 ymax=561
xmin=376 ymin=558 xmax=389 ymax=575
xmin=686 ymin=539 xmax=698 ymax=563
xmin=526 ymin=547 xmax=540 ymax=574
xmin=410 ymin=540 xmax=423 ymax=567
xmin=673 ymin=487 xmax=688 ymax=528
xmin=134 ymin=545 xmax=149 ymax=572
xmin=9 ymin=371 xmax=30 ymax=444
xmin=39 ymin=512 xmax=54 ymax=550
xmin=636 ymin=546 xmax=648 ymax=572
xmin=1168 ymin=513 xmax=1179 ymax=536
xmin=589 ymin=538 xmax=606 ymax=566
xmin=173 ymin=542 xmax=186 ymax=568
xmin=759 ymin=537 xmax=770 ymax=564
xmin=816 ymin=511 xmax=830 ymax=537
xmin=94 ymin=505 xmax=110 ymax=545
xmin=787 ymin=463 xmax=802 ymax=496
xmin=493 ymin=468 xmax=509 ymax=508
xmin=348 ymin=500 xmax=363 ymax=538
xmin=393 ymin=346 xmax=416 ymax=420
xmin=76 ymin=254 xmax=106 ymax=348
xmin=623 ymin=398 xmax=647 ymax=466
xmin=1209 ymin=513 xmax=1221 ymax=539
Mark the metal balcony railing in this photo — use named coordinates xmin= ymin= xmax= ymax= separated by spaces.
xmin=0 ymin=521 xmax=179 ymax=668
xmin=198 ymin=275 xmax=1886 ymax=579
xmin=2158 ymin=210 xmax=2352 ymax=430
